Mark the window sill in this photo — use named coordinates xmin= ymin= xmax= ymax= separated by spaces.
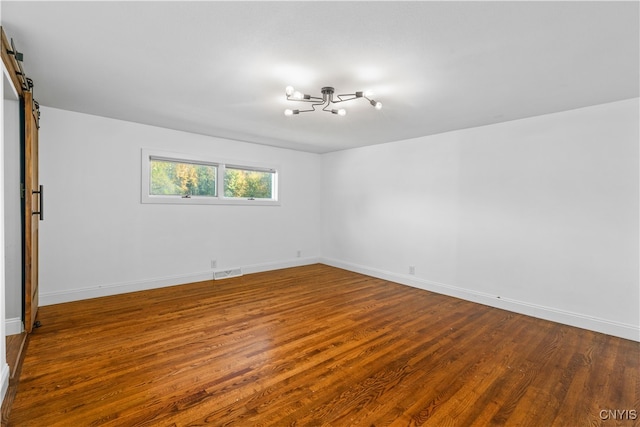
xmin=141 ymin=195 xmax=280 ymax=206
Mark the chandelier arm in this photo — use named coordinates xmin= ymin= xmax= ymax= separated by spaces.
xmin=322 ymin=99 xmax=333 ymax=112
xmin=296 ymin=101 xmax=326 ymax=113
xmin=334 ymin=94 xmax=359 ymax=103
xmin=286 ymin=95 xmax=323 ymax=103
xmin=313 ymin=101 xmax=326 ymax=111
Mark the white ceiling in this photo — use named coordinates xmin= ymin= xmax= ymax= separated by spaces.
xmin=2 ymin=1 xmax=638 ymax=153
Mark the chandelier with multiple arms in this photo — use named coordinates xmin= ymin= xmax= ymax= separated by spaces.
xmin=284 ymin=86 xmax=382 ymax=117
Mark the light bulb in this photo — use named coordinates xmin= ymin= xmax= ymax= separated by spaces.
xmin=338 ymin=109 xmax=347 ymax=116
xmin=364 ymin=90 xmax=374 ymax=98
xmin=284 ymin=109 xmax=293 ymax=116
xmin=285 ymin=86 xmax=294 ymax=96
xmin=370 ymin=99 xmax=382 ymax=109
xmin=293 ymin=91 xmax=303 ymax=100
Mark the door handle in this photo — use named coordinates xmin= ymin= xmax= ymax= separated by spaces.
xmin=32 ymin=184 xmax=43 ymax=221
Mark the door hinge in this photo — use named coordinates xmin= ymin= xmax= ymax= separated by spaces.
xmin=20 ymin=183 xmax=25 ymax=199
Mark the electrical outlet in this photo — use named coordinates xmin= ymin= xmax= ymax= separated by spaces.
xmin=409 ymin=266 xmax=415 ymax=275
xmin=211 ymin=259 xmax=217 ymax=269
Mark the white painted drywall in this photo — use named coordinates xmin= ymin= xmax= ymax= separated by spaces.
xmin=32 ymin=99 xmax=640 ymax=341
xmin=321 ymin=98 xmax=639 ymax=340
xmin=38 ymin=107 xmax=322 ymax=304
xmin=4 ymin=99 xmax=21 ymax=330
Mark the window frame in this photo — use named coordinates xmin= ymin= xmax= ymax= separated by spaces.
xmin=141 ymin=149 xmax=279 ymax=206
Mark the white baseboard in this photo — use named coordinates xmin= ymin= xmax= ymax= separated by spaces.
xmin=40 ymin=257 xmax=320 ymax=306
xmin=5 ymin=317 xmax=23 ymax=336
xmin=0 ymin=362 xmax=9 ymax=405
xmin=39 ymin=256 xmax=637 ymax=341
xmin=320 ymin=257 xmax=640 ymax=342
xmin=241 ymin=257 xmax=320 ymax=275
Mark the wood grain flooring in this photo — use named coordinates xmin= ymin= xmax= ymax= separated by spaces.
xmin=1 ymin=333 xmax=29 ymax=425
xmin=5 ymin=333 xmax=27 ymax=380
xmin=4 ymin=264 xmax=639 ymax=426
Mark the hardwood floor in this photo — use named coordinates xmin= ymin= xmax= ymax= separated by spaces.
xmin=5 ymin=333 xmax=27 ymax=380
xmin=2 ymin=332 xmax=28 ymax=425
xmin=5 ymin=264 xmax=639 ymax=426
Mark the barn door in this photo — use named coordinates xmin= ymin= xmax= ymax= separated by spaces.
xmin=23 ymin=90 xmax=41 ymax=333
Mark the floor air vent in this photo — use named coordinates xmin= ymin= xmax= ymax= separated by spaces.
xmin=213 ymin=268 xmax=243 ymax=280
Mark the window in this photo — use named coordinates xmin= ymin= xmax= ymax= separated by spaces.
xmin=150 ymin=158 xmax=217 ymax=198
xmin=224 ymin=166 xmax=275 ymax=200
xmin=141 ymin=149 xmax=278 ymax=205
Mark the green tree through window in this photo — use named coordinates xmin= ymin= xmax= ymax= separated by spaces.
xmin=224 ymin=168 xmax=273 ymax=199
xmin=150 ymin=159 xmax=217 ymax=197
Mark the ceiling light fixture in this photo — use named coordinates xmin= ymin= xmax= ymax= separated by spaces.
xmin=284 ymin=86 xmax=382 ymax=117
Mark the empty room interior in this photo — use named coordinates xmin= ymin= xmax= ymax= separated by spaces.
xmin=0 ymin=1 xmax=639 ymax=426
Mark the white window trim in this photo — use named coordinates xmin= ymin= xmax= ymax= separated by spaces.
xmin=141 ymin=148 xmax=280 ymax=206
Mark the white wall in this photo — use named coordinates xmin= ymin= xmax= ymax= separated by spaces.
xmin=33 ymin=99 xmax=640 ymax=342
xmin=39 ymin=107 xmax=322 ymax=304
xmin=4 ymin=99 xmax=21 ymax=334
xmin=321 ymin=98 xmax=639 ymax=341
